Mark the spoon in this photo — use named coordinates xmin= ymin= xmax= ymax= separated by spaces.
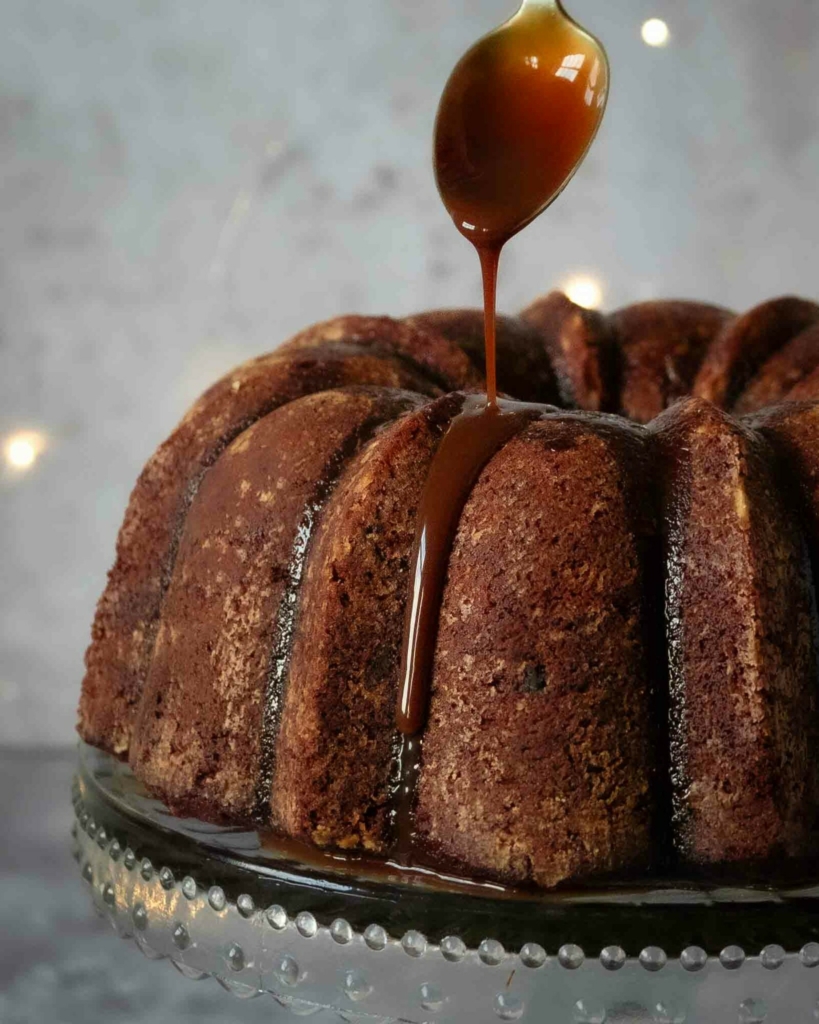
xmin=434 ymin=0 xmax=610 ymax=248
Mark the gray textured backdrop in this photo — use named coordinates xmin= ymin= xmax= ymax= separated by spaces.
xmin=2 ymin=0 xmax=818 ymax=746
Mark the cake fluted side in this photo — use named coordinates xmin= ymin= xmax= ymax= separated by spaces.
xmin=79 ymin=288 xmax=819 ymax=889
xmin=788 ymin=364 xmax=819 ymax=403
xmin=735 ymin=323 xmax=819 ymax=413
xmin=608 ymin=300 xmax=732 ymax=423
xmin=271 ymin=393 xmax=465 ymax=851
xmin=693 ymin=297 xmax=819 ymax=409
xmin=129 ymin=387 xmax=424 ymax=823
xmin=415 ymin=413 xmax=660 ymax=887
xmin=653 ymin=398 xmax=819 ymax=863
xmin=519 ymin=290 xmax=618 ymax=412
xmin=405 ymin=309 xmax=560 ymax=404
xmin=278 ymin=315 xmax=483 ymax=393
xmin=78 ymin=324 xmax=476 ymax=759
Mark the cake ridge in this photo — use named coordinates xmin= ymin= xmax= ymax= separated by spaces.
xmin=254 ymin=389 xmax=422 ymax=823
xmin=693 ymin=296 xmax=819 ymax=410
xmin=406 ymin=309 xmax=561 ymax=405
xmin=414 ymin=411 xmax=659 ymax=886
xmin=519 ymin=290 xmax=618 ymax=412
xmin=653 ymin=397 xmax=818 ymax=863
xmin=392 ymin=394 xmax=557 ymax=862
xmin=735 ymin=322 xmax=819 ymax=414
xmin=610 ymin=299 xmax=733 ymax=423
xmin=269 ymin=391 xmax=471 ymax=849
xmin=280 ymin=314 xmax=483 ymax=394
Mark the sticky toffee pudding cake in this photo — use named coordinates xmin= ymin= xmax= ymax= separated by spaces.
xmin=79 ymin=290 xmax=819 ymax=889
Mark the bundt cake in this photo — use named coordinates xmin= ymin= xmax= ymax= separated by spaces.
xmin=79 ymin=290 xmax=819 ymax=890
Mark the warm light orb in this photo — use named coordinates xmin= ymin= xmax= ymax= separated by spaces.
xmin=562 ymin=274 xmax=604 ymax=310
xmin=4 ymin=431 xmax=46 ymax=471
xmin=641 ymin=18 xmax=670 ymax=47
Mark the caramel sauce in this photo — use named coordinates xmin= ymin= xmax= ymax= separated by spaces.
xmin=434 ymin=0 xmax=608 ymax=403
xmin=257 ymin=827 xmax=514 ymax=897
xmin=393 ymin=1 xmax=608 ymax=850
xmin=396 ymin=394 xmax=543 ymax=737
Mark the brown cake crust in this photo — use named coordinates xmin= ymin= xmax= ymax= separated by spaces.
xmin=279 ymin=315 xmax=481 ymax=392
xmin=415 ymin=414 xmax=658 ymax=887
xmin=129 ymin=388 xmax=420 ymax=822
xmin=786 ymin=364 xmax=819 ymax=403
xmin=693 ymin=297 xmax=819 ymax=409
xmin=734 ymin=323 xmax=819 ymax=413
xmin=652 ymin=398 xmax=818 ymax=864
xmin=610 ymin=300 xmax=733 ymax=423
xmin=78 ymin=346 xmax=442 ymax=758
xmin=79 ymin=287 xmax=819 ymax=890
xmin=405 ymin=309 xmax=559 ymax=404
xmin=520 ymin=291 xmax=617 ymax=411
xmin=748 ymin=401 xmax=819 ymax=567
xmin=271 ymin=395 xmax=463 ymax=851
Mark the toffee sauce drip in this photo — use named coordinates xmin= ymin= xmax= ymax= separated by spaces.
xmin=396 ymin=394 xmax=545 ymax=739
xmin=392 ymin=395 xmax=548 ymax=863
xmin=479 ymin=244 xmax=501 ymax=406
xmin=393 ymin=395 xmax=548 ymax=860
xmin=392 ymin=2 xmax=608 ymax=855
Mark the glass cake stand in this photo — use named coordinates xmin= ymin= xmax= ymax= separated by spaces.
xmin=72 ymin=742 xmax=819 ymax=1022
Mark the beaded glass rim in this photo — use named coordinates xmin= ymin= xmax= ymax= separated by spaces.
xmin=74 ymin=743 xmax=819 ymax=955
xmin=72 ymin=744 xmax=819 ymax=1022
xmin=72 ymin=802 xmax=819 ymax=1023
xmin=72 ymin=803 xmax=819 ymax=977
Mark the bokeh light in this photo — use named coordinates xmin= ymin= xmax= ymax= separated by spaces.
xmin=641 ymin=18 xmax=670 ymax=47
xmin=562 ymin=274 xmax=604 ymax=310
xmin=4 ymin=431 xmax=46 ymax=472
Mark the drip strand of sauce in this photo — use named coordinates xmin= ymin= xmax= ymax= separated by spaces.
xmin=479 ymin=245 xmax=501 ymax=405
xmin=392 ymin=397 xmax=543 ymax=862
xmin=393 ymin=0 xmax=609 ymax=854
xmin=396 ymin=394 xmax=543 ymax=737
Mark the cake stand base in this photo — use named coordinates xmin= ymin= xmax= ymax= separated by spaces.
xmin=72 ymin=744 xmax=819 ymax=1022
